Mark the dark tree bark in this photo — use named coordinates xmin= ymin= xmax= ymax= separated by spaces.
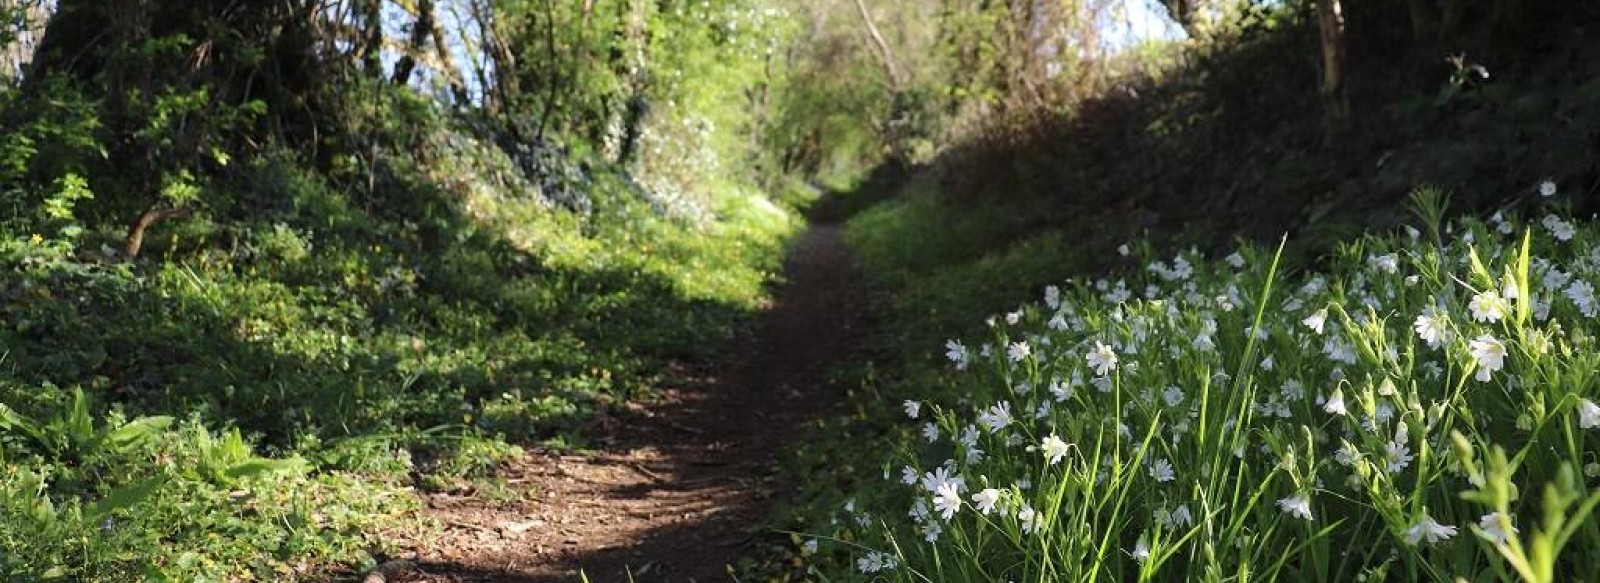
xmin=1314 ymin=0 xmax=1350 ymax=140
xmin=359 ymin=0 xmax=383 ymax=77
xmin=124 ymin=205 xmax=192 ymax=260
xmin=391 ymin=0 xmax=437 ymax=86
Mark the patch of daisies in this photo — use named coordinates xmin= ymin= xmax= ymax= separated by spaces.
xmin=817 ymin=205 xmax=1600 ymax=581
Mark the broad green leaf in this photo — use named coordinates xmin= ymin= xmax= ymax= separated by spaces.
xmin=223 ymin=457 xmax=309 ymax=481
xmin=84 ymin=477 xmax=166 ymax=522
xmin=104 ymin=416 xmax=174 ymax=452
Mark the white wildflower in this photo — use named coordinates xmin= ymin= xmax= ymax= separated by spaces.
xmin=1277 ymin=493 xmax=1313 ymax=521
xmin=1018 ymin=504 xmax=1040 ymax=534
xmin=1130 ymin=536 xmax=1151 ymax=563
xmin=1566 ymin=280 xmax=1596 ymax=317
xmin=1087 ymin=341 xmax=1118 ymax=376
xmin=921 ymin=466 xmax=961 ymax=493
xmin=1413 ymin=308 xmax=1450 ymax=349
xmin=1169 ymin=504 xmax=1193 ymax=528
xmin=1007 ymin=341 xmax=1031 ymax=362
xmin=1414 ymin=313 xmax=1452 ymax=350
xmin=857 ymin=551 xmax=896 ymax=573
xmin=1469 ymin=290 xmax=1508 ymax=323
xmin=1041 ymin=434 xmax=1071 ymax=466
xmin=1385 ymin=425 xmax=1414 ymax=474
xmin=945 ymin=340 xmax=969 ymax=370
xmin=1334 ymin=440 xmax=1360 ymax=466
xmin=1404 ymin=515 xmax=1458 ymax=546
xmin=933 ymin=482 xmax=962 ymax=519
xmin=903 ymin=400 xmax=921 ymax=419
xmin=1544 ymin=214 xmax=1576 ymax=242
xmin=1049 ymin=379 xmax=1073 ymax=402
xmin=1303 ymin=308 xmax=1328 ymax=334
xmin=979 ymin=402 xmax=1014 ymax=432
xmin=1369 ymin=253 xmax=1400 ymax=274
xmin=1469 ymin=334 xmax=1507 ymax=382
xmin=1578 ymin=398 xmax=1600 ymax=429
xmin=971 ymin=488 xmax=1001 ymax=515
xmin=1478 ymin=512 xmax=1517 ymax=545
xmin=1148 ymin=458 xmax=1176 ymax=482
xmin=1163 ymin=385 xmax=1185 ymax=407
xmin=1323 ymin=388 xmax=1348 ymax=416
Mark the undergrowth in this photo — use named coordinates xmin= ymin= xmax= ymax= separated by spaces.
xmin=0 ymin=62 xmax=801 ymax=583
xmin=755 ymin=8 xmax=1600 ymax=579
xmin=778 ymin=179 xmax=1600 ymax=580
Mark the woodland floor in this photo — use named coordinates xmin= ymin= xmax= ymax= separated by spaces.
xmin=376 ymin=222 xmax=862 ymax=582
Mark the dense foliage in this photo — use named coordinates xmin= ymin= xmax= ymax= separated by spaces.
xmin=0 ymin=0 xmax=1596 ymax=578
xmin=0 ymin=0 xmax=801 ymax=578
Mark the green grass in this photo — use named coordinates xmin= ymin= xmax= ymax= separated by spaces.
xmin=0 ymin=96 xmax=802 ymax=579
xmin=787 ymin=190 xmax=1600 ymax=581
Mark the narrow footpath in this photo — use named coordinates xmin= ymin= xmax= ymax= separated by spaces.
xmin=385 ymin=222 xmax=862 ymax=582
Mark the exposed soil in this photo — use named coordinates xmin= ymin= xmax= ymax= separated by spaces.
xmin=381 ymin=224 xmax=861 ymax=582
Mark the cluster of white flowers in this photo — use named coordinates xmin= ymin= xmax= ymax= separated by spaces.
xmin=829 ymin=214 xmax=1600 ymax=579
xmin=1544 ymin=214 xmax=1577 ymax=242
xmin=856 ymin=551 xmax=898 ymax=573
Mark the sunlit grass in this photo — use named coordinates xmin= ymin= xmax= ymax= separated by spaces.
xmin=809 ymin=193 xmax=1600 ymax=581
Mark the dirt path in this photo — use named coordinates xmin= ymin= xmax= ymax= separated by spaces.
xmin=385 ymin=224 xmax=860 ymax=582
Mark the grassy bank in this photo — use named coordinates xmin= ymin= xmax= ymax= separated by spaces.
xmin=0 ymin=88 xmax=803 ymax=580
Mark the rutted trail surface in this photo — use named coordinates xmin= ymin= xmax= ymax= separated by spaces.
xmin=389 ymin=224 xmax=861 ymax=582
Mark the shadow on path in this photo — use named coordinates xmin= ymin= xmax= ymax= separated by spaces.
xmin=388 ymin=219 xmax=864 ymax=582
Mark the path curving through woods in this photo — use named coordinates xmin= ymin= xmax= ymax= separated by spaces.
xmin=384 ymin=222 xmax=863 ymax=582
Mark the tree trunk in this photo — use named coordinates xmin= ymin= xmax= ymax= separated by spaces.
xmin=124 ymin=205 xmax=191 ymax=260
xmin=429 ymin=14 xmax=469 ymax=104
xmin=359 ymin=0 xmax=383 ymax=77
xmin=852 ymin=0 xmax=902 ymax=90
xmin=1159 ymin=0 xmax=1208 ymax=38
xmin=1314 ymin=0 xmax=1350 ymax=140
xmin=0 ymin=1 xmax=52 ymax=80
xmin=391 ymin=0 xmax=437 ymax=86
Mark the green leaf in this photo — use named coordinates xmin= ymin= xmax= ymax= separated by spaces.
xmin=223 ymin=457 xmax=309 ymax=481
xmin=65 ymin=387 xmax=95 ymax=445
xmin=104 ymin=416 xmax=174 ymax=453
xmin=0 ymin=403 xmax=47 ymax=447
xmin=1514 ymin=230 xmax=1532 ymax=327
xmin=84 ymin=476 xmax=165 ymax=522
